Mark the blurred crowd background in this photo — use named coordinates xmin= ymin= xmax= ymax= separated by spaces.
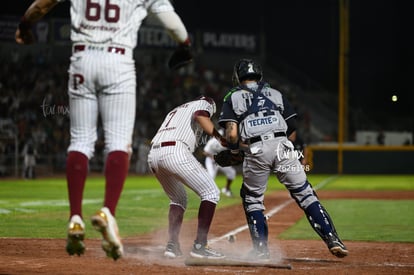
xmin=0 ymin=44 xmax=312 ymax=177
xmin=1 ymin=1 xmax=412 ymax=177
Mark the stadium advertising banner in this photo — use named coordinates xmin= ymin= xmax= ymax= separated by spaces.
xmin=137 ymin=27 xmax=259 ymax=53
xmin=0 ymin=16 xmax=19 ymax=42
xmin=137 ymin=26 xmax=189 ymax=48
xmin=1 ymin=16 xmax=258 ymax=53
xmin=0 ymin=16 xmax=50 ymax=43
xmin=202 ymin=31 xmax=258 ymax=53
xmin=52 ymin=18 xmax=71 ymax=44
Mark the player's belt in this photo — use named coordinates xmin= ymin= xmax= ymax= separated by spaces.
xmin=151 ymin=141 xmax=176 ymax=149
xmin=247 ymin=132 xmax=286 ymax=144
xmin=73 ymin=44 xmax=129 ymax=56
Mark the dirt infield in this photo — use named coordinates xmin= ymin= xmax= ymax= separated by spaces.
xmin=1 ymin=191 xmax=414 ymax=274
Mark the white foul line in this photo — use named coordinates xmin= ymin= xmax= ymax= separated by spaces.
xmin=209 ymin=175 xmax=339 ymax=244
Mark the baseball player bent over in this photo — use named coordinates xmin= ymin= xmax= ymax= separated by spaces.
xmin=148 ymin=96 xmax=226 ymax=259
xmin=16 ymin=0 xmax=192 ymax=260
xmin=218 ymin=59 xmax=348 ymax=260
xmin=203 ymin=130 xmax=237 ymax=197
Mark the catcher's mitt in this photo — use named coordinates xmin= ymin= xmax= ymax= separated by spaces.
xmin=214 ymin=150 xmax=244 ymax=167
xmin=168 ymin=44 xmax=193 ymax=70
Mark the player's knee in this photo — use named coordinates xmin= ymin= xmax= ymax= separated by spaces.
xmin=170 ymin=202 xmax=186 ymax=211
xmin=200 ymin=188 xmax=220 ymax=203
xmin=67 ymin=145 xmax=94 ymax=159
xmin=240 ymin=186 xmax=265 ymax=213
xmin=288 ymin=180 xmax=319 ymax=209
xmin=105 ymin=143 xmax=133 ymax=156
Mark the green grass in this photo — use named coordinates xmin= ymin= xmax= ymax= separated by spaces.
xmin=319 ymin=175 xmax=414 ymax=190
xmin=279 ymin=199 xmax=414 ymax=242
xmin=278 ymin=174 xmax=414 ymax=242
xmin=1 ymin=174 xmax=413 ymax=243
xmin=0 ymin=175 xmax=242 ymax=238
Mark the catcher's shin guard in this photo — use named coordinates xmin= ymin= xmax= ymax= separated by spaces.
xmin=245 ymin=210 xmax=268 ymax=249
xmin=304 ymin=201 xmax=338 ymax=240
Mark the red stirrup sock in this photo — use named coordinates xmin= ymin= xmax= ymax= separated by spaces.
xmin=168 ymin=204 xmax=185 ymax=243
xmin=66 ymin=151 xmax=88 ymax=218
xmin=195 ymin=200 xmax=216 ymax=245
xmin=104 ymin=151 xmax=129 ymax=215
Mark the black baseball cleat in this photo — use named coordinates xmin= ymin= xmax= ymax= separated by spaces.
xmin=325 ymin=232 xmax=348 ymax=258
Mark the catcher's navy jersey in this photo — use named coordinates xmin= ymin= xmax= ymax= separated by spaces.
xmin=218 ymin=81 xmax=296 ymax=141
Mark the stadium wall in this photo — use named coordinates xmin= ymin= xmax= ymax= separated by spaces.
xmin=308 ymin=145 xmax=414 ymax=174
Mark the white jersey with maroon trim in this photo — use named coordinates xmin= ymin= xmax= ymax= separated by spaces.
xmin=151 ymin=98 xmax=215 ymax=153
xmin=59 ymin=0 xmax=174 ymax=49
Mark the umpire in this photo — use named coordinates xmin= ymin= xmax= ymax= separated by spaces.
xmin=218 ymin=59 xmax=348 ymax=260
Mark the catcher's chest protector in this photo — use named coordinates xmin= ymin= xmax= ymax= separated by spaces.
xmin=233 ymin=86 xmax=288 ymax=139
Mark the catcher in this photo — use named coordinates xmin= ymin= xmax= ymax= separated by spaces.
xmin=218 ymin=59 xmax=348 ymax=260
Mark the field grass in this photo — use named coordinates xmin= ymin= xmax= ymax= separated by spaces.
xmin=279 ymin=199 xmax=414 ymax=242
xmin=0 ymin=174 xmax=413 ymax=243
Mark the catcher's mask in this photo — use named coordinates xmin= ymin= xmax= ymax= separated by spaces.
xmin=232 ymin=58 xmax=263 ymax=86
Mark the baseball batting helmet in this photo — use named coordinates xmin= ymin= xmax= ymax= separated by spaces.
xmin=232 ymin=59 xmax=263 ymax=86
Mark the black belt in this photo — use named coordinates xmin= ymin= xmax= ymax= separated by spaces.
xmin=73 ymin=45 xmax=126 ymax=55
xmin=247 ymin=132 xmax=286 ymax=144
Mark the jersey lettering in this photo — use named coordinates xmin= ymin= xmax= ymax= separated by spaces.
xmin=72 ymin=73 xmax=84 ymax=90
xmin=85 ymin=0 xmax=120 ymax=23
xmin=165 ymin=110 xmax=177 ymax=127
xmin=247 ymin=116 xmax=278 ymax=127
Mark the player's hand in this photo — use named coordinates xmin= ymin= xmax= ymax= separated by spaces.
xmin=15 ymin=27 xmax=35 ymax=44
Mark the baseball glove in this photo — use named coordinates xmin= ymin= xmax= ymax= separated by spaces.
xmin=168 ymin=44 xmax=193 ymax=70
xmin=214 ymin=150 xmax=244 ymax=167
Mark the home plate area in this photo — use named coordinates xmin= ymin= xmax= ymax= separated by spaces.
xmin=184 ymin=256 xmax=292 ymax=269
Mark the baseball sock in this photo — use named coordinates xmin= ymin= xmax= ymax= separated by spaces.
xmin=66 ymin=151 xmax=88 ymax=218
xmin=104 ymin=151 xmax=129 ymax=216
xmin=195 ymin=200 xmax=216 ymax=245
xmin=168 ymin=204 xmax=184 ymax=243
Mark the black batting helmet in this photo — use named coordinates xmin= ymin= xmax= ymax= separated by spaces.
xmin=232 ymin=59 xmax=263 ymax=86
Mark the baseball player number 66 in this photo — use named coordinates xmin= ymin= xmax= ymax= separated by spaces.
xmin=85 ymin=0 xmax=120 ymax=22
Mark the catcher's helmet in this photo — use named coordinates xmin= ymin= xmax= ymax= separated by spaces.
xmin=232 ymin=59 xmax=263 ymax=86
